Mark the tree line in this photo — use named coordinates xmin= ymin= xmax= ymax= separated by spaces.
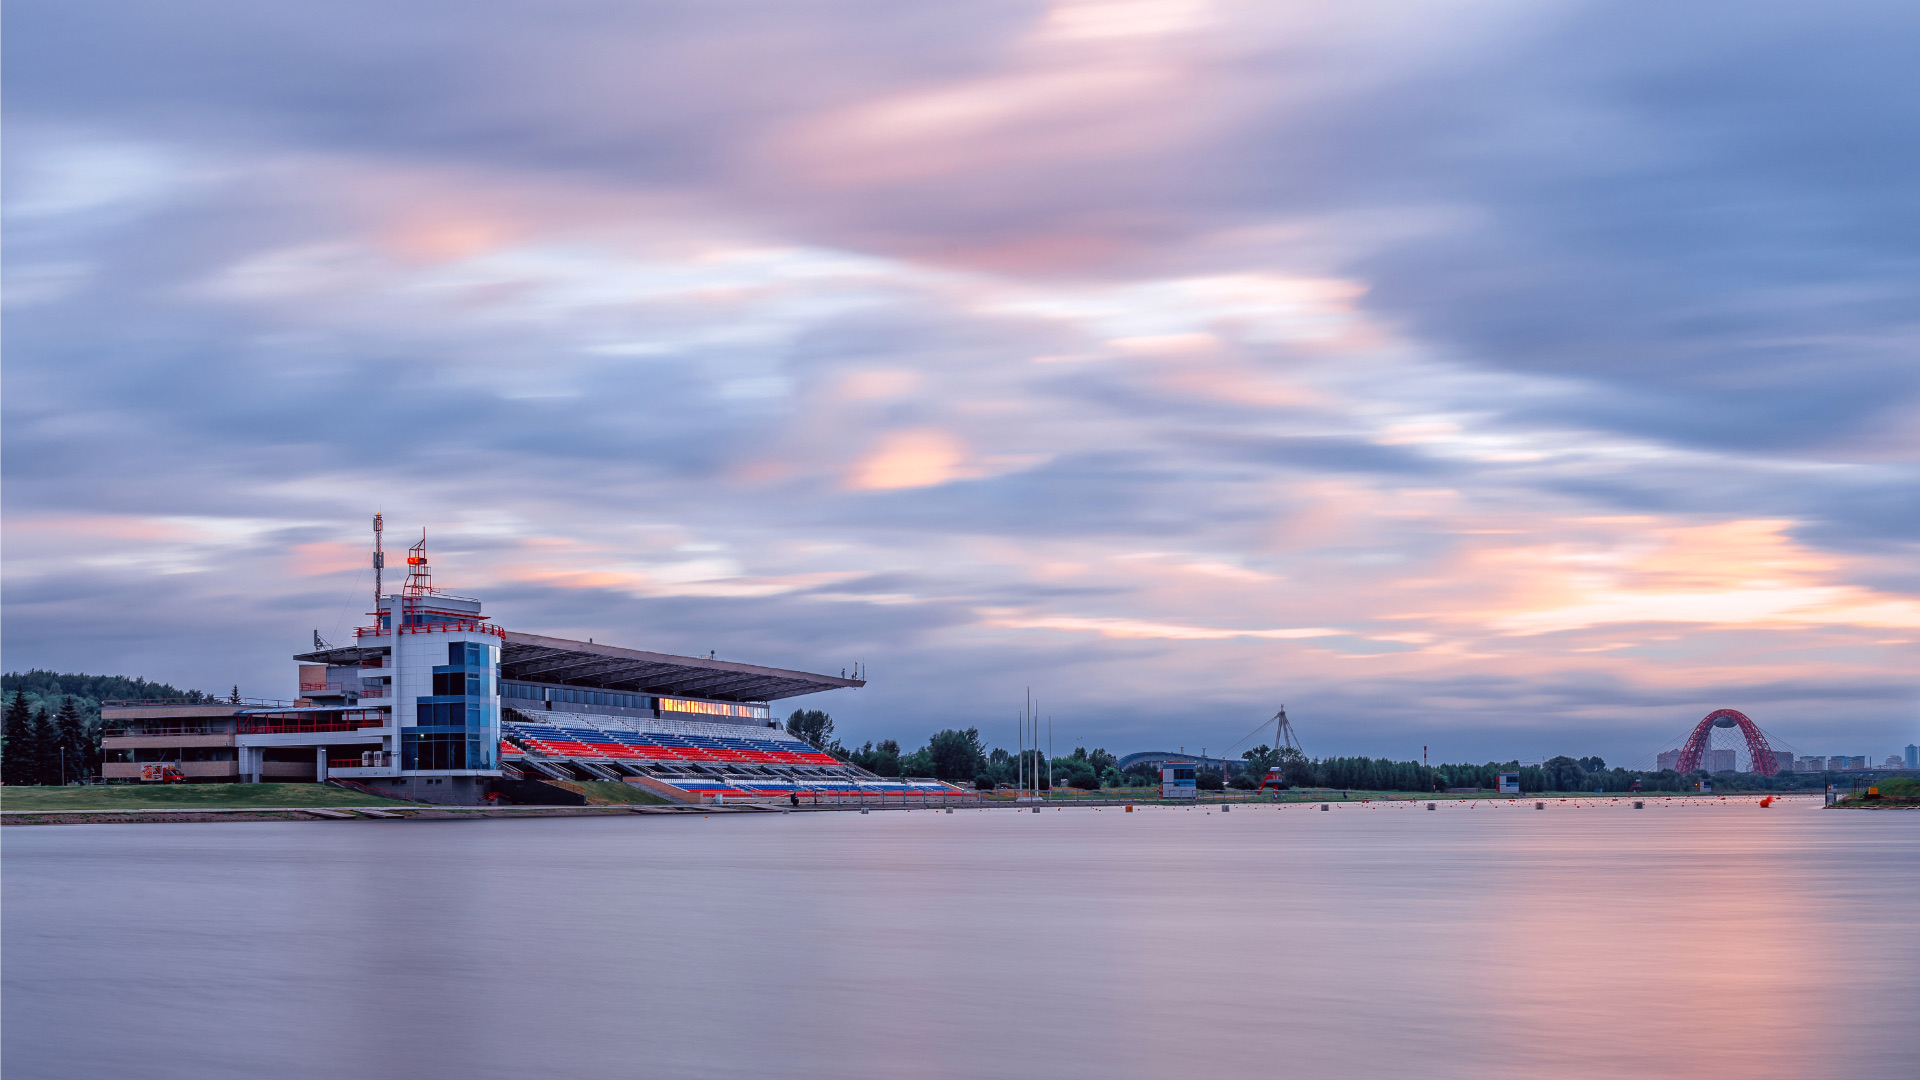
xmin=786 ymin=711 xmax=1834 ymax=794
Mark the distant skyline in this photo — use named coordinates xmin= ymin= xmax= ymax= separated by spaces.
xmin=5 ymin=1 xmax=1917 ymax=765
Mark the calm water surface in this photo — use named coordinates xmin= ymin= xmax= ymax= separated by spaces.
xmin=5 ymin=796 xmax=1915 ymax=1079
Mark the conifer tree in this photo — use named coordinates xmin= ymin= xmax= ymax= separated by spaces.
xmin=2 ymin=692 xmax=35 ymax=786
xmin=56 ymin=696 xmax=90 ymax=783
xmin=27 ymin=706 xmax=60 ymax=786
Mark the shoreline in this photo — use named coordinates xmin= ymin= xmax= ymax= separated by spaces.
xmin=2 ymin=790 xmax=1832 ymax=825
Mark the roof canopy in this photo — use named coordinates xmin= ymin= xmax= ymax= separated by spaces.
xmin=500 ymin=632 xmax=859 ymax=703
xmin=296 ymin=630 xmax=862 ymax=703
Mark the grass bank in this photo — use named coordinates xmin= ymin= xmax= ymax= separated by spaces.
xmin=0 ymin=783 xmax=416 ymax=811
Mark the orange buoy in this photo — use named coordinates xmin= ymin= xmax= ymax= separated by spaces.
xmin=1759 ymin=796 xmax=1773 ymax=807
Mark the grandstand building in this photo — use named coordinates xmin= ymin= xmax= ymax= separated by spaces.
xmin=103 ymin=529 xmax=965 ymax=806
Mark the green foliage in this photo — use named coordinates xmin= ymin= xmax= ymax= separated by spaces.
xmin=849 ymin=739 xmax=902 ymax=776
xmin=0 ymin=783 xmax=412 ymax=811
xmin=2 ymin=670 xmax=212 ymax=706
xmin=899 ymin=747 xmax=936 ymax=778
xmin=2 ymin=692 xmax=34 ymax=786
xmin=1196 ymin=768 xmax=1225 ymax=791
xmin=926 ymin=728 xmax=986 ymax=781
xmin=786 ymin=708 xmax=834 ymax=750
xmin=1874 ymin=777 xmax=1919 ymax=798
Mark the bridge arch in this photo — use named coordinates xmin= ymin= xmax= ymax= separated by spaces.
xmin=1676 ymin=708 xmax=1780 ymax=776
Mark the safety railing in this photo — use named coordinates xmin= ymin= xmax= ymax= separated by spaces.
xmin=102 ymin=725 xmax=236 ymax=738
xmin=355 ymin=620 xmax=504 ymax=639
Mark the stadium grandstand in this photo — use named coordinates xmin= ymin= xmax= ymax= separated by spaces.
xmin=500 ymin=710 xmax=961 ymax=803
xmin=101 ymin=519 xmax=970 ymax=806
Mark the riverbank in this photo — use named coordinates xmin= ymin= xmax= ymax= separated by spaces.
xmin=1 ymin=783 xmax=1816 ymax=825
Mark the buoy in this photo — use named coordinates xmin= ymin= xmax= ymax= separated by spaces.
xmin=1125 ymin=805 xmax=1133 ymax=812
xmin=1759 ymin=796 xmax=1773 ymax=807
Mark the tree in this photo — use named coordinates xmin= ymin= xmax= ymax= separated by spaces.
xmin=926 ymin=728 xmax=986 ymax=781
xmin=28 ymin=707 xmax=61 ymax=786
xmin=229 ymin=685 xmax=242 ymax=705
xmin=786 ymin=708 xmax=834 ymax=749
xmin=899 ymin=747 xmax=936 ymax=778
xmin=3 ymin=692 xmax=35 ymax=786
xmin=1278 ymin=746 xmax=1313 ymax=787
xmin=1544 ymin=755 xmax=1588 ymax=792
xmin=54 ymin=696 xmax=90 ymax=783
xmin=849 ymin=739 xmax=902 ymax=776
xmin=1196 ymin=768 xmax=1225 ymax=791
xmin=1241 ymin=744 xmax=1280 ymax=780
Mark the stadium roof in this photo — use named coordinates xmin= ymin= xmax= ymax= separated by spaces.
xmin=296 ymin=630 xmax=862 ymax=702
xmin=499 ymin=632 xmax=859 ymax=702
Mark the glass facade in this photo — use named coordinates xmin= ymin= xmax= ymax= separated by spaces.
xmin=407 ymin=638 xmax=497 ymax=771
xmin=502 ymin=683 xmax=652 ymax=710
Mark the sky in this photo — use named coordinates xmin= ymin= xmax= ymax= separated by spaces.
xmin=5 ymin=0 xmax=1917 ymax=767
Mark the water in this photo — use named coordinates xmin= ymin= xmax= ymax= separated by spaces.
xmin=4 ymin=797 xmax=1915 ymax=1079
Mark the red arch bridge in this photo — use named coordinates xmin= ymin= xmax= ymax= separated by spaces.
xmin=1676 ymin=708 xmax=1781 ymax=776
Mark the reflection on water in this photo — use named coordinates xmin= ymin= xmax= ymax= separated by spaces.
xmin=3 ymin=797 xmax=1914 ymax=1080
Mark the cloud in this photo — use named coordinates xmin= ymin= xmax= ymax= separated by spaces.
xmin=4 ymin=0 xmax=1917 ymax=763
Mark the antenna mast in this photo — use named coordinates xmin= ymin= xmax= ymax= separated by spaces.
xmin=372 ymin=512 xmax=385 ymax=609
xmin=404 ymin=530 xmax=432 ymax=596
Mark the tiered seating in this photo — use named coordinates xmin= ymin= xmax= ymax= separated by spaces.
xmin=503 ymin=711 xmax=841 ymax=766
xmin=500 ymin=709 xmax=967 ymax=802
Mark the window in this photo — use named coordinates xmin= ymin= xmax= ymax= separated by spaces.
xmin=403 ymin=731 xmax=466 ymax=770
xmin=416 ymin=703 xmax=465 ymax=727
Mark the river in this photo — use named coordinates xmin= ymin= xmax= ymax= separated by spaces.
xmin=4 ymin=795 xmax=1915 ymax=1079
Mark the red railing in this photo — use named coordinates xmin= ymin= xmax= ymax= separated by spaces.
xmin=355 ymin=620 xmax=504 ymax=639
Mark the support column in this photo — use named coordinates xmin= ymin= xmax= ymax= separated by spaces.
xmin=316 ymin=746 xmax=329 ymax=783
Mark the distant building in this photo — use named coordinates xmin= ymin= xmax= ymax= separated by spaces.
xmin=1656 ymin=750 xmax=1682 ymax=772
xmin=1886 ymin=756 xmax=1904 ymax=769
xmin=1829 ymin=756 xmax=1851 ymax=771
xmin=1773 ymin=750 xmax=1795 ymax=773
xmin=1797 ymin=756 xmax=1823 ymax=772
xmin=1707 ymin=748 xmax=1736 ymax=773
xmin=1848 ymin=756 xmax=1867 ymax=770
xmin=1907 ymin=745 xmax=1918 ymax=769
xmin=1160 ymin=760 xmax=1197 ymax=799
